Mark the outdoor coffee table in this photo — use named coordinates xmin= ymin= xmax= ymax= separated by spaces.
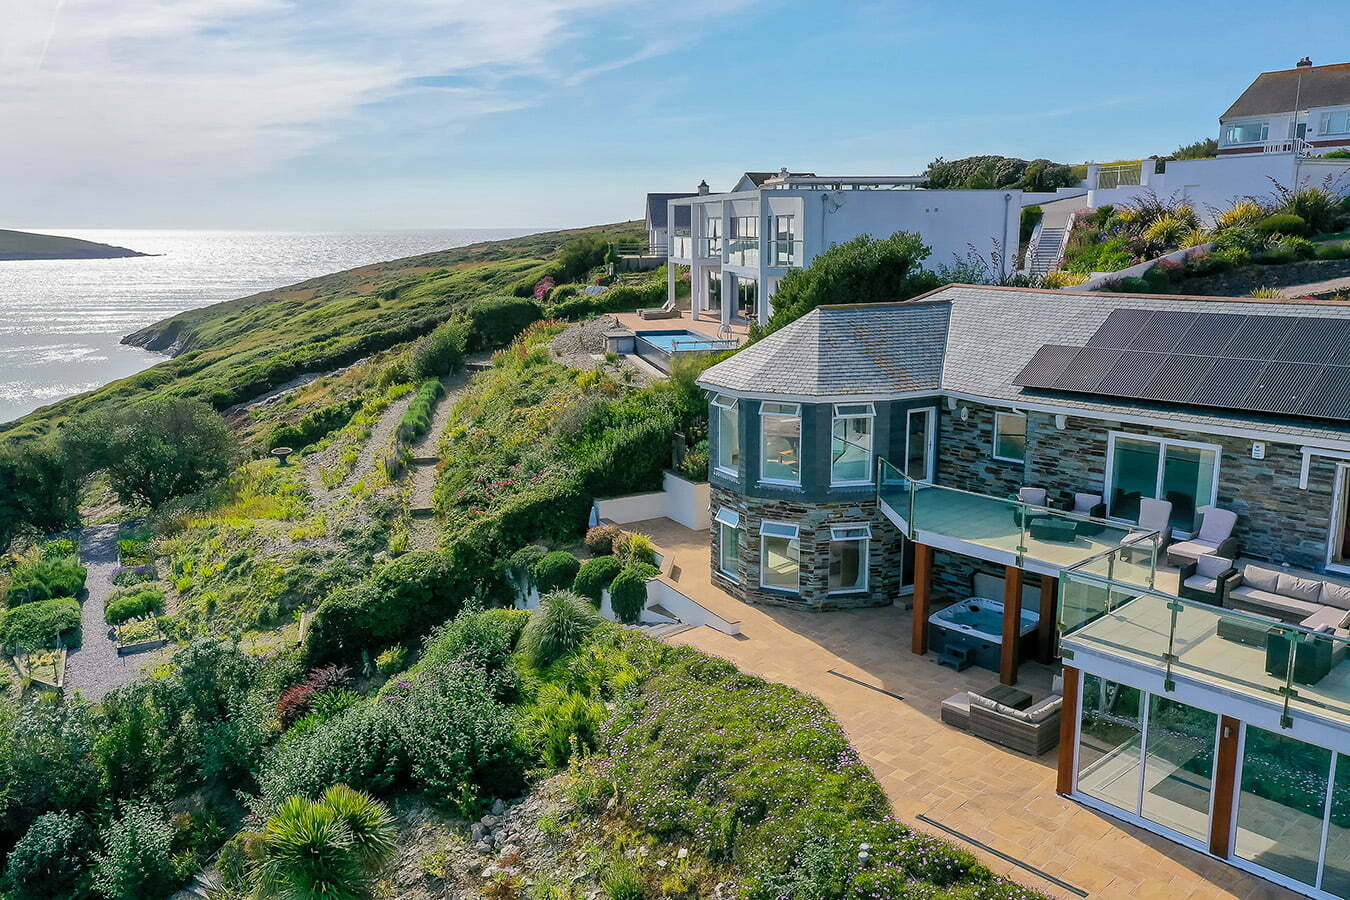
xmin=981 ymin=684 xmax=1034 ymax=710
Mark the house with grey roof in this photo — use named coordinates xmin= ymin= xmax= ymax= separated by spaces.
xmin=697 ymin=284 xmax=1350 ymax=899
xmin=1220 ymin=58 xmax=1350 ymax=155
xmin=644 ymin=190 xmax=698 ymax=256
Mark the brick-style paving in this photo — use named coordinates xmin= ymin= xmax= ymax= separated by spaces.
xmin=632 ymin=517 xmax=1301 ymax=900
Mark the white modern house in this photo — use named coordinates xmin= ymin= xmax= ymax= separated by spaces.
xmin=665 ymin=169 xmax=1022 ymax=328
xmin=1218 ymin=58 xmax=1350 ymax=156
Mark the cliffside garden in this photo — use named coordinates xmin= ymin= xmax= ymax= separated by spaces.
xmin=0 ymin=224 xmax=1046 ymax=900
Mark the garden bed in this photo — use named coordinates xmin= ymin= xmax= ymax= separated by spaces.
xmin=12 ymin=648 xmax=66 ymax=690
xmin=1173 ymin=257 xmax=1350 ymax=298
xmin=114 ymin=617 xmax=167 ymax=655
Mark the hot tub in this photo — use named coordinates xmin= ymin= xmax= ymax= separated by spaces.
xmin=928 ymin=596 xmax=1039 ymax=671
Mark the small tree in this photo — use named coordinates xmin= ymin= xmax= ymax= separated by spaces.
xmin=3 ymin=811 xmax=95 ymax=900
xmin=67 ymin=397 xmax=234 ymax=508
xmin=0 ymin=439 xmax=80 ymax=553
xmin=755 ymin=232 xmax=938 ymax=338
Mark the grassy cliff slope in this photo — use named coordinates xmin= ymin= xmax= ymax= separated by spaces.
xmin=2 ymin=220 xmax=642 ymax=441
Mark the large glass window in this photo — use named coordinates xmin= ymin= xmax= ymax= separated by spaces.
xmin=905 ymin=408 xmax=935 ymax=483
xmin=772 ymin=215 xmax=798 ymax=266
xmin=760 ymin=521 xmax=800 ymax=592
xmin=993 ymin=411 xmax=1026 ymax=463
xmin=736 ymin=278 xmax=757 ymax=320
xmin=706 ymin=270 xmax=722 ymax=313
xmin=1076 ymin=675 xmax=1145 ymax=813
xmin=1107 ymin=434 xmax=1219 ymax=533
xmin=711 ymin=394 xmax=739 ymax=475
xmin=701 ymin=216 xmax=722 ymax=257
xmin=715 ymin=508 xmax=741 ymax=580
xmin=1330 ymin=468 xmax=1350 ymax=571
xmin=1224 ymin=121 xmax=1269 ymax=144
xmin=828 ymin=524 xmax=870 ymax=593
xmin=1321 ymin=110 xmax=1350 ymax=135
xmin=760 ymin=402 xmax=801 ymax=484
xmin=1234 ymin=727 xmax=1331 ymax=887
xmin=831 ymin=403 xmax=874 ymax=484
xmin=1140 ymin=696 xmax=1217 ymax=843
xmin=1322 ymin=756 xmax=1350 ymax=898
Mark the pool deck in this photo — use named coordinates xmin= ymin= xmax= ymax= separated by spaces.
xmin=634 ymin=515 xmax=1301 ymax=900
xmin=609 ymin=310 xmax=750 ymax=344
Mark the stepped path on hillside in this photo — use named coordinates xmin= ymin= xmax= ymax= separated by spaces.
xmin=408 ymin=371 xmax=471 ymax=549
xmin=63 ymin=524 xmax=166 ymax=701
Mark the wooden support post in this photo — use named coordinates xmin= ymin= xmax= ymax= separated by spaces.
xmin=1056 ymin=665 xmax=1081 ymax=795
xmin=912 ymin=543 xmax=933 ymax=655
xmin=1038 ymin=575 xmax=1059 ymax=664
xmin=1000 ymin=565 xmax=1024 ymax=685
xmin=1208 ymin=715 xmax=1242 ymax=858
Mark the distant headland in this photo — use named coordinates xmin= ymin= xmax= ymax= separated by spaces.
xmin=0 ymin=228 xmax=150 ymax=261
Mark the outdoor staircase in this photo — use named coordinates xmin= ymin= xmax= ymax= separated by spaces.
xmin=1026 ymin=225 xmax=1067 ymax=277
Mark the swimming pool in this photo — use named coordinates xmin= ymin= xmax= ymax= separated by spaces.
xmin=636 ymin=330 xmax=729 ymax=353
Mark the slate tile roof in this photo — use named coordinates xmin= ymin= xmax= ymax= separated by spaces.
xmin=698 ymin=285 xmax=1350 ymax=445
xmin=645 ymin=193 xmax=696 ymax=230
xmin=1222 ymin=63 xmax=1350 ymax=119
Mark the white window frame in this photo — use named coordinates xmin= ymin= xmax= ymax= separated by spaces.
xmin=1326 ymin=464 xmax=1350 ymax=575
xmin=759 ymin=401 xmax=803 ymax=486
xmin=759 ymin=521 xmax=800 ymax=593
xmin=1320 ymin=109 xmax=1350 ymax=135
xmin=714 ymin=507 xmax=742 ymax=580
xmin=1223 ymin=120 xmax=1269 ymax=145
xmin=827 ymin=523 xmax=871 ymax=595
xmin=711 ymin=393 xmax=740 ymax=477
xmin=992 ymin=410 xmax=1027 ymax=463
xmin=830 ymin=402 xmax=876 ymax=487
xmin=904 ymin=407 xmax=937 ymax=484
xmin=1103 ymin=432 xmax=1221 ymax=538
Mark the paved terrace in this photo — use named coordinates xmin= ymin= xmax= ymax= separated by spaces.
xmin=634 ymin=517 xmax=1298 ymax=900
xmin=609 ymin=309 xmax=750 ymax=343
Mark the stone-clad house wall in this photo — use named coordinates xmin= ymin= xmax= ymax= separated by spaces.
xmin=710 ymin=485 xmax=910 ymax=611
xmin=939 ymin=400 xmax=1342 ymax=572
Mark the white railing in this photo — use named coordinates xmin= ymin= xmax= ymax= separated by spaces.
xmin=1096 ymin=163 xmax=1142 ymax=189
xmin=1259 ymin=138 xmax=1312 ymax=156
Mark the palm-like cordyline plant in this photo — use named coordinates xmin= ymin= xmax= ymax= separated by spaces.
xmin=251 ymin=787 xmax=397 ymax=900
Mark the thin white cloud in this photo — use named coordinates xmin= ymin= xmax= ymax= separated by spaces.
xmin=0 ymin=0 xmax=752 ymax=187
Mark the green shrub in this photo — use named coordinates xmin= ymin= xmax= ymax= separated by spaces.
xmin=1274 ymin=185 xmax=1344 ymax=234
xmin=1061 ymin=236 xmax=1134 ymax=275
xmin=1316 ymin=242 xmax=1350 ymax=260
xmin=603 ymin=859 xmax=646 ymax=900
xmin=0 ymin=597 xmax=81 ymax=652
xmin=615 ymin=532 xmax=657 ymax=568
xmin=507 ymin=544 xmax=549 ymax=590
xmin=410 ymin=318 xmax=469 ymax=378
xmin=545 ymin=281 xmax=666 ymax=320
xmin=532 ymin=551 xmax=581 ymax=595
xmin=519 ymin=591 xmax=602 ymax=667
xmin=465 ymin=296 xmax=542 ymax=351
xmin=105 ymin=586 xmax=164 ymax=625
xmin=252 ymin=787 xmax=397 ymax=900
xmin=1211 ymin=226 xmax=1264 ymax=264
xmin=3 ymin=811 xmax=95 ymax=900
xmin=40 ymin=538 xmax=78 ymax=558
xmin=91 ymin=801 xmax=182 ymax=900
xmin=1270 ymin=235 xmax=1318 ymax=261
xmin=6 ymin=555 xmax=87 ymax=606
xmin=583 ymin=524 xmax=622 ymax=556
xmin=609 ymin=567 xmax=653 ymax=625
xmin=1142 ymin=266 xmax=1172 ymax=293
xmin=1256 ymin=213 xmax=1309 ymax=237
xmin=267 ymin=397 xmax=362 ymax=451
xmin=396 ymin=379 xmax=446 ymax=443
xmin=572 ymin=556 xmax=622 ymax=604
xmin=412 ymin=607 xmax=527 ymax=678
xmin=376 ymin=645 xmax=408 ymax=676
xmin=1019 ymin=205 xmax=1043 ymax=245
xmin=521 ymin=682 xmax=608 ymax=768
xmin=116 ymin=537 xmax=151 ymax=565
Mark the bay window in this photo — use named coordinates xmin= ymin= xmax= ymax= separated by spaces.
xmin=711 ymin=394 xmax=739 ymax=475
xmin=828 ymin=524 xmax=870 ymax=593
xmin=831 ymin=403 xmax=874 ymax=484
xmin=760 ymin=521 xmax=800 ymax=592
xmin=714 ymin=507 xmax=741 ymax=579
xmin=1106 ymin=433 xmax=1219 ymax=534
xmin=1321 ymin=110 xmax=1350 ymax=135
xmin=760 ymin=402 xmax=802 ymax=484
xmin=993 ymin=410 xmax=1027 ymax=463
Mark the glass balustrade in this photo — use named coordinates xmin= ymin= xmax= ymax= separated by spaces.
xmin=698 ymin=237 xmax=722 ymax=258
xmin=1060 ymin=567 xmax=1350 ymax=728
xmin=769 ymin=239 xmax=804 ymax=267
xmin=724 ymin=237 xmax=759 ymax=267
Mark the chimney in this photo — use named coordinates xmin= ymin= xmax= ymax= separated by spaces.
xmin=1296 ymin=56 xmax=1312 ymax=67
xmin=697 ymin=179 xmax=709 ymax=195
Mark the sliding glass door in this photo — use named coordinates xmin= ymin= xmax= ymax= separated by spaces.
xmin=1107 ymin=434 xmax=1219 ymax=534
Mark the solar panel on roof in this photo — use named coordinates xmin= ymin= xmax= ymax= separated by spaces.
xmin=1325 ymin=332 xmax=1350 ymax=368
xmin=1139 ymin=355 xmax=1216 ymax=403
xmin=1173 ymin=313 xmax=1246 ymax=356
xmin=1012 ymin=345 xmax=1079 ymax=389
xmin=1245 ymin=361 xmax=1325 ymax=414
xmin=1191 ymin=358 xmax=1268 ymax=408
xmin=1298 ymin=367 xmax=1350 ymax=420
xmin=1096 ymin=350 xmax=1168 ymax=396
xmin=1052 ymin=348 xmax=1123 ymax=393
xmin=1085 ymin=309 xmax=1151 ymax=350
xmin=1276 ymin=318 xmax=1350 ymax=365
xmin=1222 ymin=315 xmax=1295 ymax=360
xmin=1128 ymin=311 xmax=1198 ymax=353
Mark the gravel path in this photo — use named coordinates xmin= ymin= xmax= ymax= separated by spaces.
xmin=63 ymin=524 xmax=163 ymax=701
xmin=408 ymin=374 xmax=469 ymax=549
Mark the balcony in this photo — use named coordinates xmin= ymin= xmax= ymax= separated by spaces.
xmin=698 ymin=237 xmax=722 ymax=259
xmin=724 ymin=237 xmax=759 ymax=268
xmin=769 ymin=239 xmax=804 ymax=267
xmin=877 ymin=460 xmax=1160 ymax=582
xmin=1060 ymin=569 xmax=1350 ymax=729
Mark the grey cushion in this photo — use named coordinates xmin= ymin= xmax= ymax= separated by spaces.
xmin=1019 ymin=487 xmax=1047 ymax=506
xmin=1277 ymin=573 xmax=1325 ymax=603
xmin=1241 ymin=563 xmax=1281 ymax=592
xmin=1322 ymin=582 xmax=1350 ymax=611
xmin=969 ymin=692 xmax=1018 ymax=717
xmin=1196 ymin=555 xmax=1232 ymax=579
xmin=1072 ymin=492 xmax=1103 ymax=513
xmin=1230 ymin=585 xmax=1321 ymax=619
xmin=1138 ymin=497 xmax=1173 ymax=533
xmin=1184 ymin=575 xmax=1218 ymax=593
xmin=1301 ymin=607 xmax=1350 ymax=630
xmin=1023 ymin=695 xmax=1063 ymax=724
xmin=1169 ymin=539 xmax=1218 ymax=561
xmin=1198 ymin=507 xmax=1237 ymax=543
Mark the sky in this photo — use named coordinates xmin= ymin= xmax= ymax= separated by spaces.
xmin=2 ymin=0 xmax=1345 ymax=231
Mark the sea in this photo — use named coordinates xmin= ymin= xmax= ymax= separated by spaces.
xmin=0 ymin=228 xmax=538 ymax=424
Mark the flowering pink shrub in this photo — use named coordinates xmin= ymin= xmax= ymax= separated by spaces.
xmin=533 ymin=276 xmax=555 ymax=300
